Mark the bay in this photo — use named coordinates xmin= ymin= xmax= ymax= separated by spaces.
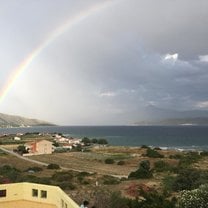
xmin=1 ymin=125 xmax=208 ymax=150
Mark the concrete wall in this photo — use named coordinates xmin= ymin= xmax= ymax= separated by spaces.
xmin=36 ymin=140 xmax=53 ymax=154
xmin=0 ymin=182 xmax=79 ymax=208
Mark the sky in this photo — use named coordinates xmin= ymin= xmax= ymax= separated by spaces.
xmin=0 ymin=0 xmax=208 ymax=125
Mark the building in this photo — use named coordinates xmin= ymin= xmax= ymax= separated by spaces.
xmin=24 ymin=140 xmax=54 ymax=156
xmin=0 ymin=182 xmax=79 ymax=208
xmin=14 ymin=137 xmax=21 ymax=141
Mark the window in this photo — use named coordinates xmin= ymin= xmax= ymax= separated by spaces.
xmin=41 ymin=190 xmax=47 ymax=198
xmin=0 ymin=189 xmax=6 ymax=197
xmin=32 ymin=189 xmax=38 ymax=197
xmin=65 ymin=203 xmax=68 ymax=208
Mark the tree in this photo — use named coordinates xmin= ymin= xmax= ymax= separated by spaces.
xmin=91 ymin=138 xmax=98 ymax=143
xmin=17 ymin=145 xmax=28 ymax=154
xmin=128 ymin=160 xmax=152 ymax=179
xmin=82 ymin=137 xmax=91 ymax=145
xmin=98 ymin=139 xmax=108 ymax=145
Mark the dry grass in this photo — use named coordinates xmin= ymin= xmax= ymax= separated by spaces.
xmin=1 ymin=145 xmax=200 ymax=204
xmin=0 ymin=154 xmax=38 ymax=171
xmin=29 ymin=151 xmax=137 ymax=177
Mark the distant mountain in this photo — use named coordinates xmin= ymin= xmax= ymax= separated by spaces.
xmin=157 ymin=117 xmax=208 ymax=125
xmin=0 ymin=113 xmax=55 ymax=128
xmin=135 ymin=106 xmax=208 ymax=125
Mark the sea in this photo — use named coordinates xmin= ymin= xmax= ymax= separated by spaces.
xmin=1 ymin=125 xmax=208 ymax=151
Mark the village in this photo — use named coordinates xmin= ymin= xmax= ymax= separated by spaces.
xmin=1 ymin=132 xmax=208 ymax=208
xmin=0 ymin=132 xmax=108 ymax=156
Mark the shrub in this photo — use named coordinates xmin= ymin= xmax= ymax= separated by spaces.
xmin=47 ymin=163 xmax=60 ymax=169
xmin=200 ymin=151 xmax=208 ymax=156
xmin=52 ymin=171 xmax=73 ymax=182
xmin=154 ymin=147 xmax=162 ymax=150
xmin=162 ymin=176 xmax=177 ymax=193
xmin=154 ymin=160 xmax=172 ymax=172
xmin=77 ymin=171 xmax=91 ymax=177
xmin=146 ymin=148 xmax=164 ymax=158
xmin=128 ymin=160 xmax=152 ymax=179
xmin=178 ymin=184 xmax=208 ymax=208
xmin=138 ymin=190 xmax=177 ymax=208
xmin=59 ymin=182 xmax=76 ymax=190
xmin=141 ymin=145 xmax=149 ymax=149
xmin=105 ymin=158 xmax=115 ymax=164
xmin=178 ymin=152 xmax=201 ymax=168
xmin=169 ymin=154 xmax=183 ymax=159
xmin=172 ymin=169 xmax=208 ymax=191
xmin=0 ymin=165 xmax=20 ymax=182
xmin=102 ymin=175 xmax=120 ymax=185
xmin=117 ymin=160 xmax=125 ymax=165
xmin=91 ymin=138 xmax=98 ymax=143
xmin=109 ymin=192 xmax=129 ymax=208
xmin=98 ymin=139 xmax=108 ymax=145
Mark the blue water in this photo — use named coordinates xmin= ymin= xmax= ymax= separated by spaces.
xmin=1 ymin=125 xmax=208 ymax=150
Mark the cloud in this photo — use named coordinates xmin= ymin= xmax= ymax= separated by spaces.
xmin=164 ymin=53 xmax=178 ymax=61
xmin=195 ymin=101 xmax=208 ymax=109
xmin=199 ymin=55 xmax=208 ymax=62
xmin=1 ymin=0 xmax=208 ymax=125
xmin=99 ymin=91 xmax=117 ymax=97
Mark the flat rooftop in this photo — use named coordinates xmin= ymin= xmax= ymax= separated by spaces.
xmin=0 ymin=199 xmax=57 ymax=208
xmin=0 ymin=182 xmax=79 ymax=208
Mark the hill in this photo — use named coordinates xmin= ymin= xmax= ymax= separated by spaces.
xmin=135 ymin=106 xmax=208 ymax=125
xmin=0 ymin=113 xmax=54 ymax=127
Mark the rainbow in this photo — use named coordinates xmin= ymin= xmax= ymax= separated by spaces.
xmin=0 ymin=0 xmax=117 ymax=103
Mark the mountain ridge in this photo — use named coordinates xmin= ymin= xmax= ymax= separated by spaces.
xmin=134 ymin=106 xmax=208 ymax=125
xmin=0 ymin=113 xmax=55 ymax=128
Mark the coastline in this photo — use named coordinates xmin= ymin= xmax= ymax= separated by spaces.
xmin=1 ymin=125 xmax=208 ymax=151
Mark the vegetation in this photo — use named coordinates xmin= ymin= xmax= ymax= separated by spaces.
xmin=0 ymin=165 xmax=20 ymax=182
xmin=145 ymin=147 xmax=164 ymax=158
xmin=154 ymin=160 xmax=172 ymax=172
xmin=117 ymin=160 xmax=125 ymax=165
xmin=105 ymin=158 xmax=115 ymax=164
xmin=128 ymin=160 xmax=152 ymax=179
xmin=81 ymin=137 xmax=108 ymax=146
xmin=2 ymin=135 xmax=208 ymax=208
xmin=17 ymin=145 xmax=28 ymax=154
xmin=102 ymin=175 xmax=120 ymax=185
xmin=178 ymin=184 xmax=208 ymax=208
xmin=47 ymin=163 xmax=60 ymax=169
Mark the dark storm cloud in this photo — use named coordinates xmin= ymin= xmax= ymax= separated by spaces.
xmin=1 ymin=0 xmax=208 ymax=124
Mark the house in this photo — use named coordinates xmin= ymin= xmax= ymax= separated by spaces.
xmin=0 ymin=182 xmax=79 ymax=208
xmin=14 ymin=137 xmax=21 ymax=141
xmin=24 ymin=140 xmax=54 ymax=156
xmin=61 ymin=143 xmax=73 ymax=150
